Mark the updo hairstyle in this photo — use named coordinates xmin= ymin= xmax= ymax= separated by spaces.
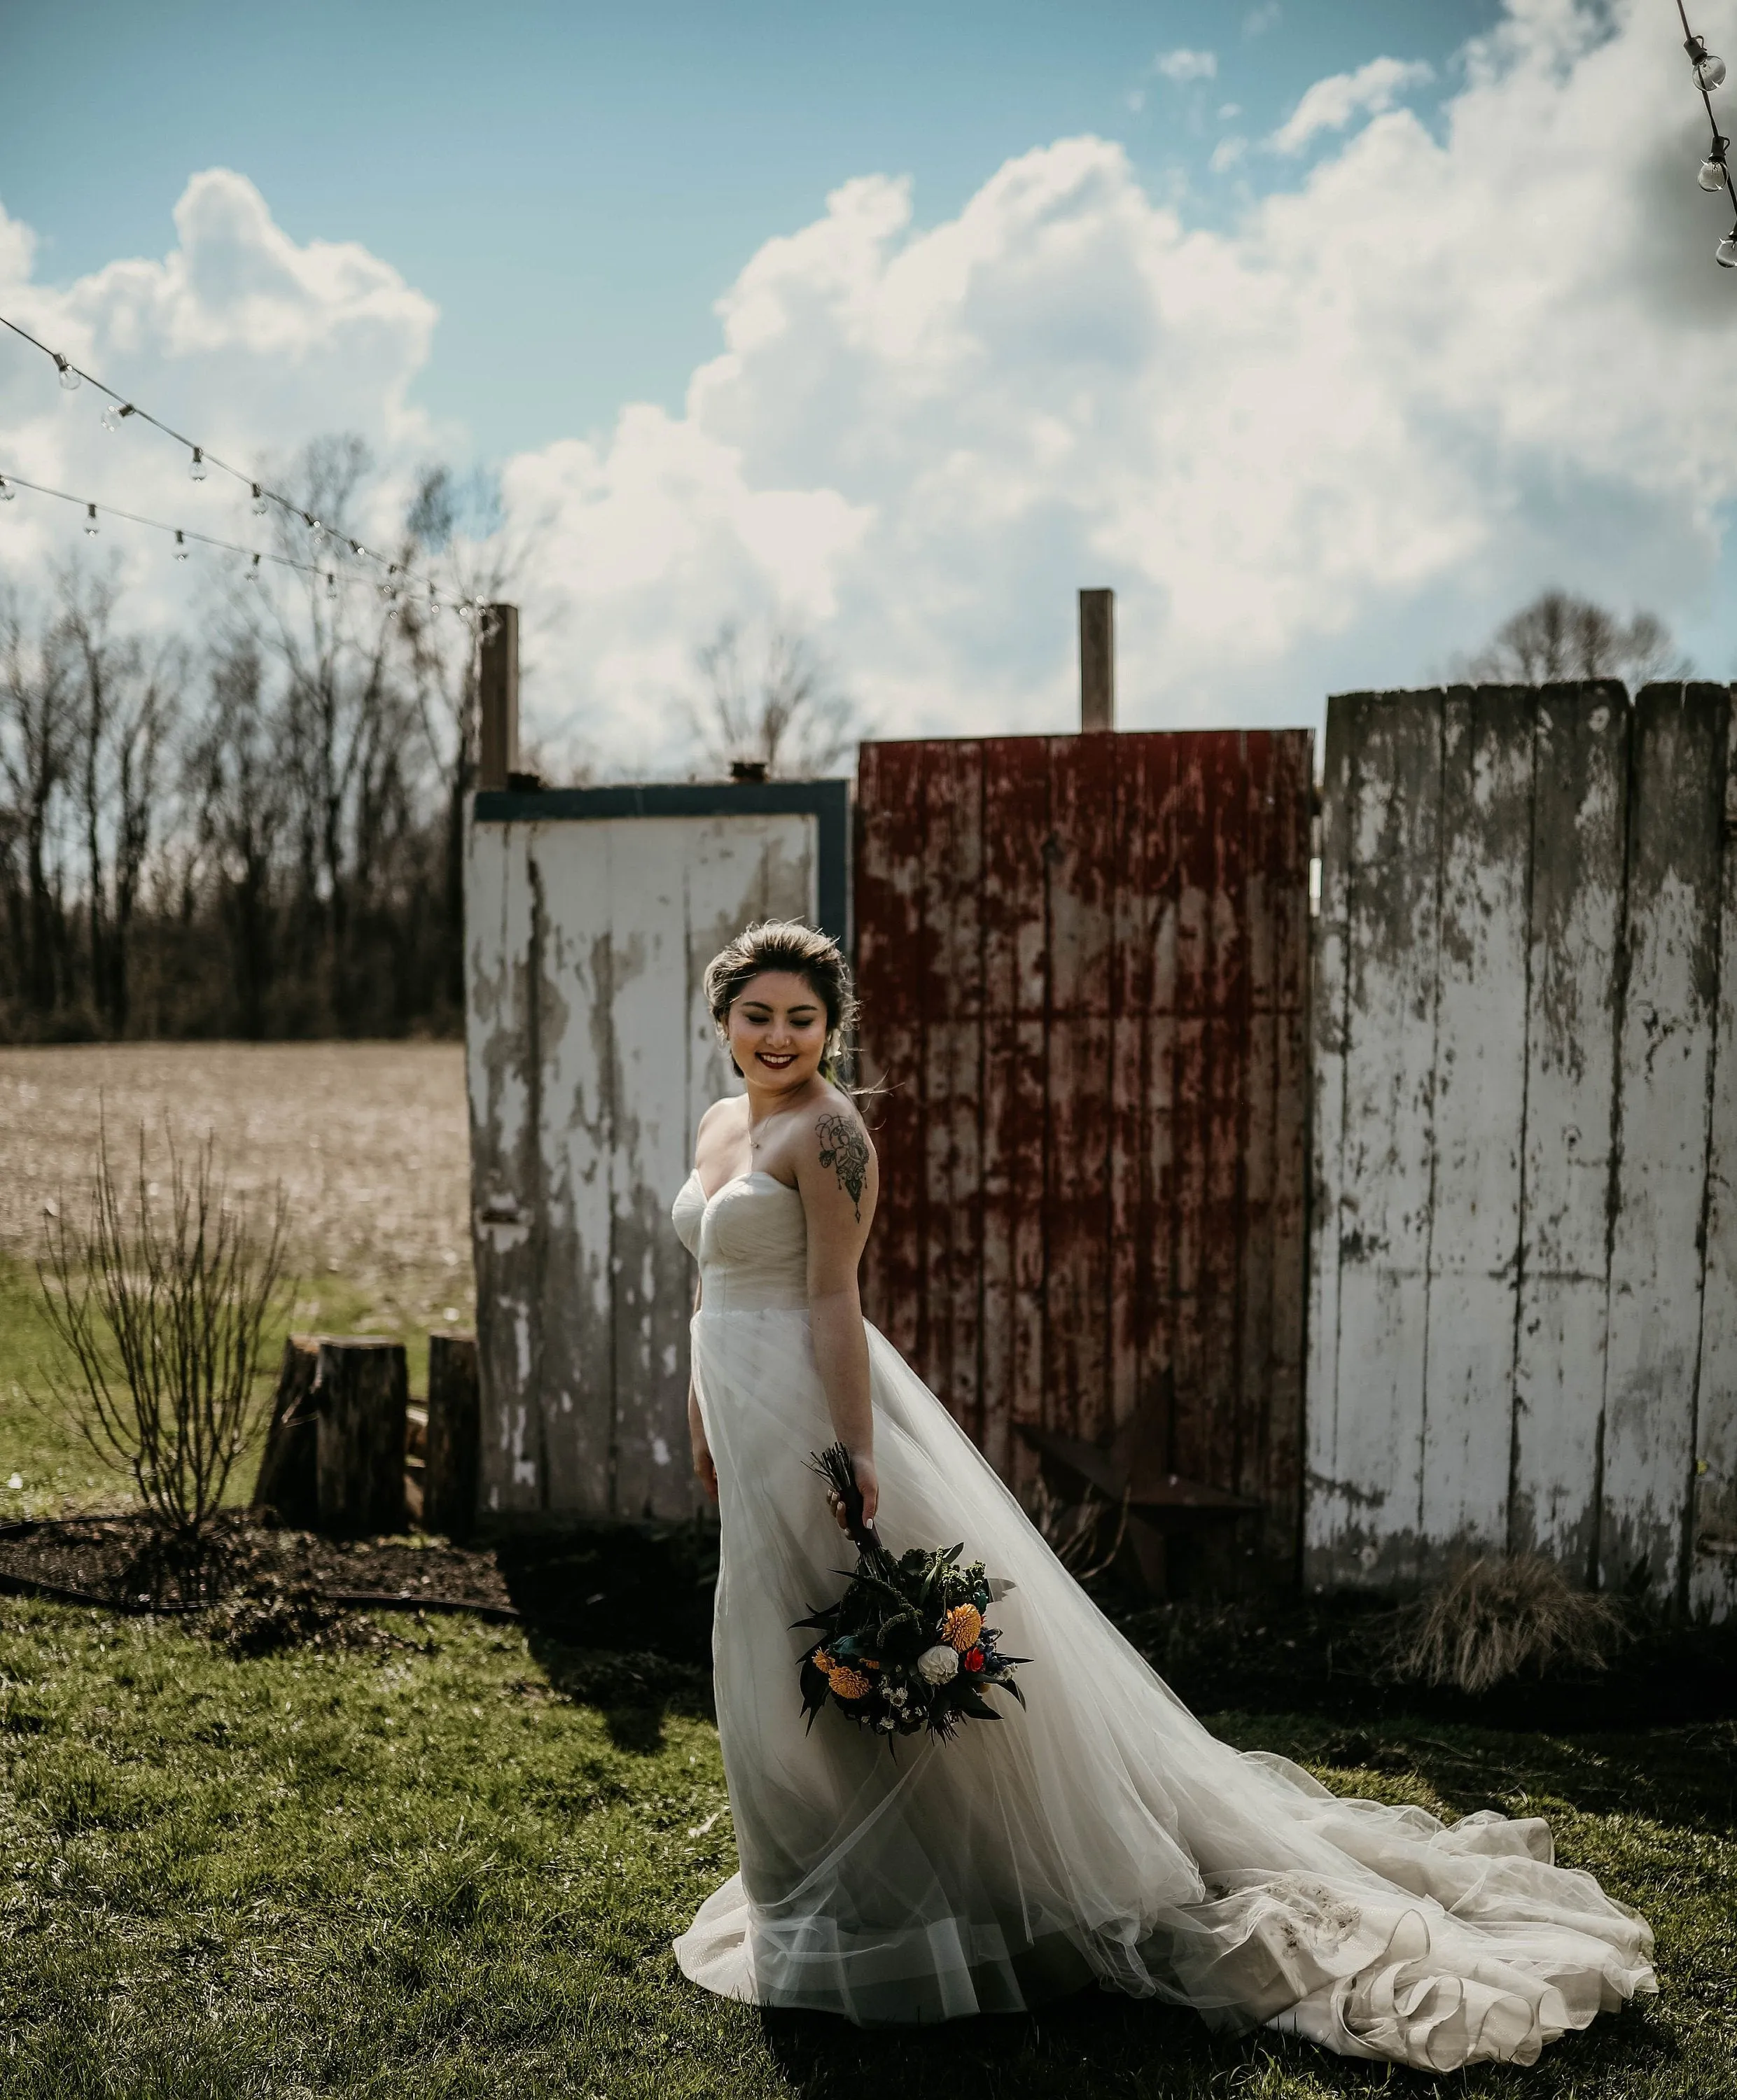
xmin=704 ymin=920 xmax=858 ymax=1080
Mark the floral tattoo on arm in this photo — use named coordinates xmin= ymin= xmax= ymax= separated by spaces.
xmin=816 ymin=1113 xmax=869 ymax=1220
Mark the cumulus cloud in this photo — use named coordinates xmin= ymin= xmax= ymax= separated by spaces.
xmin=0 ymin=169 xmax=440 ymax=628
xmin=1153 ymin=49 xmax=1218 ymax=84
xmin=2 ymin=1 xmax=1733 ymax=775
xmin=1271 ymin=55 xmax=1435 ymax=152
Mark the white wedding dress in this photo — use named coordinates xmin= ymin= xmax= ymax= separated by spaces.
xmin=669 ymin=1168 xmax=1656 ymax=2068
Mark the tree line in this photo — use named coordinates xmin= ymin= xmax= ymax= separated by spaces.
xmin=0 ymin=440 xmax=508 ymax=1043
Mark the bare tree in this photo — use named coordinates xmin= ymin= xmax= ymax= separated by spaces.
xmin=690 ymin=617 xmax=857 ymax=778
xmin=1465 ymin=589 xmax=1691 ymax=687
xmin=186 ymin=641 xmax=288 ymax=1038
xmin=0 ymin=589 xmax=76 ymax=1018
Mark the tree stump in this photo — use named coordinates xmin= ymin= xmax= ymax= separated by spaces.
xmin=424 ymin=1331 xmax=480 ymax=1541
xmin=251 ymin=1336 xmax=322 ymax=1527
xmin=314 ymin=1340 xmax=408 ymax=1536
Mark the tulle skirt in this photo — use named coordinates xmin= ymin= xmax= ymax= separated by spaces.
xmin=673 ymin=1308 xmax=1656 ymax=2068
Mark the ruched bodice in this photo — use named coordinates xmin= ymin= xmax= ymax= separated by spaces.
xmin=672 ymin=1170 xmax=809 ymax=1311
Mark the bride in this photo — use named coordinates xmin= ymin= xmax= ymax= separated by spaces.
xmin=670 ymin=920 xmax=1654 ymax=2069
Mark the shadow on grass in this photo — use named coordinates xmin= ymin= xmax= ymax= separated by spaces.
xmin=750 ymin=1977 xmax=1675 ymax=2099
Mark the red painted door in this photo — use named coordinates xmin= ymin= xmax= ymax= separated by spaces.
xmin=855 ymin=730 xmax=1311 ymax=1588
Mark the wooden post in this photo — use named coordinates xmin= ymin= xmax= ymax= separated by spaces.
xmin=424 ymin=1331 xmax=481 ymax=1541
xmin=251 ymin=1336 xmax=321 ymax=1527
xmin=314 ymin=1339 xmax=408 ymax=1536
xmin=1079 ymin=588 xmax=1115 ymax=734
xmin=477 ymin=603 xmax=520 ymax=790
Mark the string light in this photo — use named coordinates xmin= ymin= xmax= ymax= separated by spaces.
xmin=0 ymin=465 xmax=484 ymax=617
xmin=0 ymin=309 xmax=469 ymax=608
xmin=102 ymin=401 xmax=136 ymax=433
xmin=1675 ymin=1 xmax=1737 ymax=265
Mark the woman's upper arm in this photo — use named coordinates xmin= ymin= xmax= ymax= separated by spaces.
xmin=798 ymin=1100 xmax=878 ymax=1294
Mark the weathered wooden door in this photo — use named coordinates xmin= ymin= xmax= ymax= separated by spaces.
xmin=466 ymin=780 xmax=849 ymax=1524
xmin=855 ymin=732 xmax=1313 ymax=1587
xmin=1309 ymin=683 xmax=1737 ymax=1618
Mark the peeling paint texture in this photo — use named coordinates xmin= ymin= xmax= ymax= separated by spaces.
xmin=856 ymin=732 xmax=1312 ymax=1587
xmin=465 ymin=804 xmax=827 ymax=1522
xmin=1309 ymin=684 xmax=1737 ymax=1618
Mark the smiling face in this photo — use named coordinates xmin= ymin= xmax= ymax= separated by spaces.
xmin=726 ymin=969 xmax=830 ymax=1096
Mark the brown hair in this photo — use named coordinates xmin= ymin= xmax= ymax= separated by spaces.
xmin=704 ymin=920 xmax=857 ymax=1079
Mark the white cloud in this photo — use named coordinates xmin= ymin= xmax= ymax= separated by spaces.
xmin=1271 ymin=55 xmax=1435 ymax=153
xmin=1211 ymin=136 xmax=1249 ymax=172
xmin=3 ymin=2 xmax=1733 ymax=776
xmin=1244 ymin=4 xmax=1282 ymax=38
xmin=0 ymin=169 xmax=440 ymax=631
xmin=1152 ymin=49 xmax=1218 ymax=84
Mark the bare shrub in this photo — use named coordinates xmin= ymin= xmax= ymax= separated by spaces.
xmin=36 ymin=1122 xmax=288 ymax=1592
xmin=1388 ymin=1553 xmax=1631 ymax=1695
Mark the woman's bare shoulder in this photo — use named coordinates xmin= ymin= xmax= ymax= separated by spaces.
xmin=805 ymin=1086 xmax=876 ymax=1211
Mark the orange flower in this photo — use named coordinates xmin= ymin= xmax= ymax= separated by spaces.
xmin=827 ymin=1664 xmax=872 ymax=1700
xmin=942 ymin=1604 xmax=983 ymax=1653
xmin=811 ymin=1648 xmax=832 ymax=1674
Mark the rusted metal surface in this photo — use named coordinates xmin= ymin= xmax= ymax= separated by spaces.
xmin=466 ymin=788 xmax=843 ymax=1523
xmin=1309 ymin=682 xmax=1737 ymax=1617
xmin=857 ymin=729 xmax=1313 ymax=1588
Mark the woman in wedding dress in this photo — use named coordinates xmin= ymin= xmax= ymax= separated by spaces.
xmin=670 ymin=920 xmax=1655 ymax=2069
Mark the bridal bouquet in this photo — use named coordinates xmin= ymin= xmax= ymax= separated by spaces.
xmin=794 ymin=1443 xmax=1025 ymax=1742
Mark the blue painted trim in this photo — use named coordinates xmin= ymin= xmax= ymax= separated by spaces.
xmin=470 ymin=778 xmax=853 ymax=951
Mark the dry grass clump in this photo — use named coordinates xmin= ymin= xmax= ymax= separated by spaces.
xmin=1388 ymin=1553 xmax=1632 ymax=1695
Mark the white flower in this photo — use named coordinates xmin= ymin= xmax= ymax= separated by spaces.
xmin=917 ymin=1645 xmax=959 ymax=1685
xmin=878 ymin=1715 xmax=897 ymax=1731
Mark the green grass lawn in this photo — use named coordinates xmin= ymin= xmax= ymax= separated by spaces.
xmin=0 ymin=1596 xmax=1729 ymax=2099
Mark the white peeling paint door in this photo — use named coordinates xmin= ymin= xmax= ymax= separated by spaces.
xmin=466 ymin=806 xmax=822 ymax=1522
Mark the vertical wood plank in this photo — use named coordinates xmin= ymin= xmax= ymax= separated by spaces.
xmin=1314 ymin=693 xmax=1444 ymax=1588
xmin=1045 ymin=732 xmax=1117 ymax=1448
xmin=1108 ymin=734 xmax=1158 ymax=1445
xmin=1600 ymin=683 xmax=1729 ymax=1600
xmin=604 ymin=818 xmax=699 ymax=1520
xmin=919 ymin=741 xmax=985 ymax=1437
xmin=1416 ymin=687 xmax=1535 ymax=1568
xmin=1510 ymin=685 xmax=1628 ymax=1574
xmin=1199 ymin=732 xmax=1250 ymax=1504
xmin=1264 ymin=729 xmax=1313 ymax=1582
xmin=1305 ymin=698 xmax=1358 ymax=1589
xmin=1691 ymin=694 xmax=1737 ymax=1618
xmin=534 ymin=822 xmax=615 ymax=1518
xmin=856 ymin=743 xmax=928 ymax=1364
xmin=980 ymin=738 xmax=1051 ymax=1490
xmin=1142 ymin=738 xmax=1181 ymax=1488
xmin=466 ymin=814 xmax=547 ymax=1520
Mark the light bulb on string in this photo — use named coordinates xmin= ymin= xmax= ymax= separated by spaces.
xmin=102 ymin=402 xmax=123 ymax=433
xmin=1701 ymin=137 xmax=1731 ymax=190
xmin=55 ymin=354 xmax=80 ymax=392
xmin=251 ymin=484 xmax=267 ymax=517
xmin=307 ymin=515 xmax=326 ymax=542
xmin=1718 ymin=226 xmax=1737 ymax=267
xmin=189 ymin=447 xmax=207 ymax=483
xmin=83 ymin=504 xmax=99 ymax=537
xmin=1689 ymin=34 xmax=1729 ymax=90
xmin=326 ymin=570 xmax=337 ymax=601
xmin=246 ymin=553 xmax=263 ymax=584
xmin=0 ymin=476 xmax=13 ymax=503
xmin=173 ymin=530 xmax=189 ymax=561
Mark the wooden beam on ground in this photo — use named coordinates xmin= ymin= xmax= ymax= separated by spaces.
xmin=314 ymin=1340 xmax=408 ymax=1536
xmin=424 ymin=1331 xmax=480 ymax=1541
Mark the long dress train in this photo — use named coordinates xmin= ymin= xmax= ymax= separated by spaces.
xmin=669 ymin=1169 xmax=1655 ymax=2069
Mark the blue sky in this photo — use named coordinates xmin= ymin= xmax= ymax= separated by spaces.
xmin=4 ymin=1 xmax=1500 ymax=461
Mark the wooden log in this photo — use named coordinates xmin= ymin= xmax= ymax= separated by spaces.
xmin=251 ymin=1336 xmax=321 ymax=1527
xmin=424 ymin=1331 xmax=481 ymax=1541
xmin=314 ymin=1340 xmax=408 ymax=1536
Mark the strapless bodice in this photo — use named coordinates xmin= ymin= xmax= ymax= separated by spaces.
xmin=672 ymin=1169 xmax=809 ymax=1312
